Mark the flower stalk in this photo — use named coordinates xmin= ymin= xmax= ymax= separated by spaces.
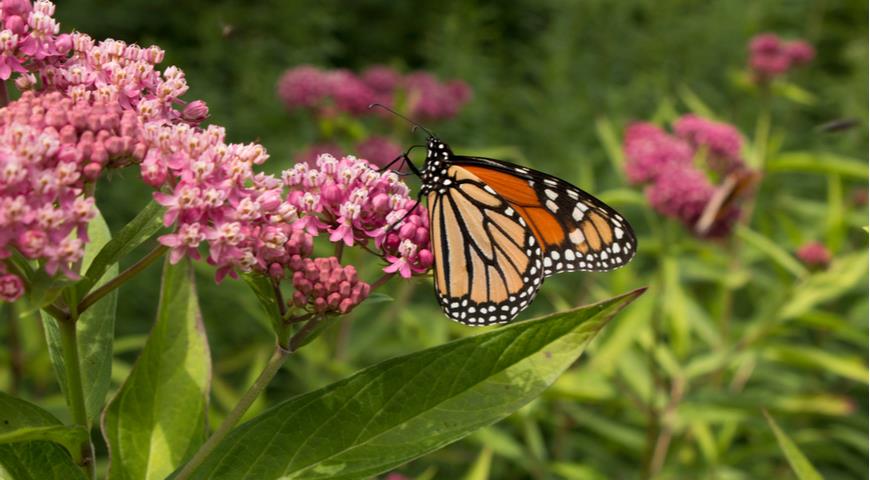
xmin=174 ymin=315 xmax=321 ymax=480
xmin=77 ymin=245 xmax=168 ymax=314
xmin=58 ymin=313 xmax=95 ymax=479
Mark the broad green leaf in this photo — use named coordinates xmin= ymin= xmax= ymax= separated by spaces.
xmin=0 ymin=392 xmax=86 ymax=480
xmin=735 ymin=226 xmax=808 ymax=278
xmin=42 ymin=211 xmax=118 ymax=426
xmin=0 ymin=426 xmax=88 ymax=461
xmin=778 ymin=251 xmax=868 ymax=320
xmin=763 ymin=411 xmax=823 ymax=480
xmin=102 ymin=259 xmax=211 ymax=480
xmin=767 ymin=152 xmax=868 ymax=179
xmin=176 ymin=288 xmax=645 ymax=480
xmin=76 ymin=200 xmax=165 ymax=298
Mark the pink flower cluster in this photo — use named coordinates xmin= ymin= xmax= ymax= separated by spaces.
xmin=748 ymin=33 xmax=815 ymax=82
xmin=0 ymin=93 xmax=104 ymax=279
xmin=277 ymin=64 xmax=472 ymax=121
xmin=796 ymin=241 xmax=831 ymax=269
xmin=283 ymin=153 xmax=433 ymax=278
xmin=623 ymin=115 xmax=749 ymax=237
xmin=291 ymin=257 xmax=370 ymax=314
xmin=0 ymin=0 xmax=69 ymax=79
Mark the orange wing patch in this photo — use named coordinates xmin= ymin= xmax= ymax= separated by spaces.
xmin=462 ymin=165 xmax=565 ymax=248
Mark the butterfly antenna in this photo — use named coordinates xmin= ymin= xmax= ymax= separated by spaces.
xmin=368 ymin=103 xmax=434 ymax=137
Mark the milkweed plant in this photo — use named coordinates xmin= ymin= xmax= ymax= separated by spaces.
xmin=0 ymin=2 xmax=865 ymax=480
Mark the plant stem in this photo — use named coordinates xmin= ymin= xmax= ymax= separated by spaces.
xmin=174 ymin=316 xmax=321 ymax=480
xmin=58 ymin=315 xmax=95 ymax=479
xmin=0 ymin=81 xmax=8 ymax=108
xmin=78 ymin=244 xmax=167 ymax=314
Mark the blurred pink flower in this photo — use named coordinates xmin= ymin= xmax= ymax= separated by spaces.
xmin=673 ymin=114 xmax=744 ymax=174
xmin=327 ymin=70 xmax=376 ymax=116
xmin=748 ymin=33 xmax=814 ymax=82
xmin=355 ymin=136 xmax=402 ymax=169
xmin=405 ymin=71 xmax=471 ymax=121
xmin=277 ymin=65 xmax=330 ymax=110
xmin=361 ymin=65 xmax=401 ymax=95
xmin=623 ymin=122 xmax=693 ymax=184
xmin=645 ymin=166 xmax=714 ymax=226
xmin=796 ymin=241 xmax=831 ymax=269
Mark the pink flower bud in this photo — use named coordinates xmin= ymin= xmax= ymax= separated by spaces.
xmin=0 ymin=273 xmax=24 ymax=302
xmin=83 ymin=162 xmax=102 ymax=180
xmin=181 ymin=100 xmax=209 ymax=124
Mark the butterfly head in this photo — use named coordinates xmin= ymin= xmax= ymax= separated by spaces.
xmin=426 ymin=136 xmax=453 ymax=160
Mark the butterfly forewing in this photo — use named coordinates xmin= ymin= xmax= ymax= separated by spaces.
xmin=452 ymin=156 xmax=637 ymax=277
xmin=427 ymin=165 xmax=544 ymax=326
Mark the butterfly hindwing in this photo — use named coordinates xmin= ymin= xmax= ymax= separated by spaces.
xmin=450 ymin=156 xmax=637 ymax=277
xmin=427 ymin=165 xmax=544 ymax=326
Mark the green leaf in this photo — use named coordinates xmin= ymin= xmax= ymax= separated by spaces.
xmin=735 ymin=225 xmax=808 ymax=278
xmin=0 ymin=426 xmax=88 ymax=461
xmin=0 ymin=392 xmax=86 ymax=480
xmin=593 ymin=117 xmax=624 ymax=174
xmin=778 ymin=251 xmax=868 ymax=320
xmin=76 ymin=200 xmax=165 ymax=298
xmin=42 ymin=211 xmax=118 ymax=426
xmin=763 ymin=344 xmax=868 ymax=384
xmin=241 ymin=272 xmax=282 ymax=326
xmin=771 ymin=81 xmax=817 ymax=106
xmin=678 ymin=85 xmax=717 ymax=119
xmin=763 ymin=411 xmax=823 ymax=480
xmin=767 ymin=152 xmax=868 ymax=180
xmin=175 ymin=288 xmax=645 ymax=480
xmin=102 ymin=258 xmax=211 ymax=480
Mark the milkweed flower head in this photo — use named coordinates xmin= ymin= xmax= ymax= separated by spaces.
xmin=673 ymin=114 xmax=745 ymax=174
xmin=623 ymin=114 xmax=750 ymax=237
xmin=0 ymin=0 xmax=212 ymax=287
xmin=748 ymin=33 xmax=815 ymax=83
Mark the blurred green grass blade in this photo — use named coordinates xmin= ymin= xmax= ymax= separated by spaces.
xmin=76 ymin=200 xmax=164 ymax=298
xmin=0 ymin=392 xmax=87 ymax=479
xmin=767 ymin=152 xmax=868 ymax=179
xmin=763 ymin=411 xmax=823 ymax=480
xmin=587 ymin=287 xmax=653 ymax=375
xmin=549 ymin=462 xmax=608 ymax=480
xmin=678 ymin=85 xmax=716 ymax=119
xmin=462 ymin=447 xmax=492 ymax=480
xmin=563 ymin=405 xmax=645 ymax=451
xmin=763 ymin=344 xmax=868 ymax=384
xmin=662 ymin=257 xmax=691 ymax=358
xmin=594 ymin=117 xmax=625 ymax=174
xmin=735 ymin=225 xmax=808 ymax=278
xmin=771 ymin=81 xmax=817 ymax=105
xmin=174 ymin=289 xmax=645 ymax=480
xmin=42 ymin=211 xmax=118 ymax=426
xmin=102 ymin=259 xmax=212 ymax=480
xmin=469 ymin=427 xmax=526 ymax=465
xmin=777 ymin=251 xmax=868 ymax=320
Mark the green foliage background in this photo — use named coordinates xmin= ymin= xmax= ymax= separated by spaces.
xmin=4 ymin=0 xmax=867 ymax=478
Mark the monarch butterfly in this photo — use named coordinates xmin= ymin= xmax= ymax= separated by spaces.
xmin=375 ymin=106 xmax=637 ymax=326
